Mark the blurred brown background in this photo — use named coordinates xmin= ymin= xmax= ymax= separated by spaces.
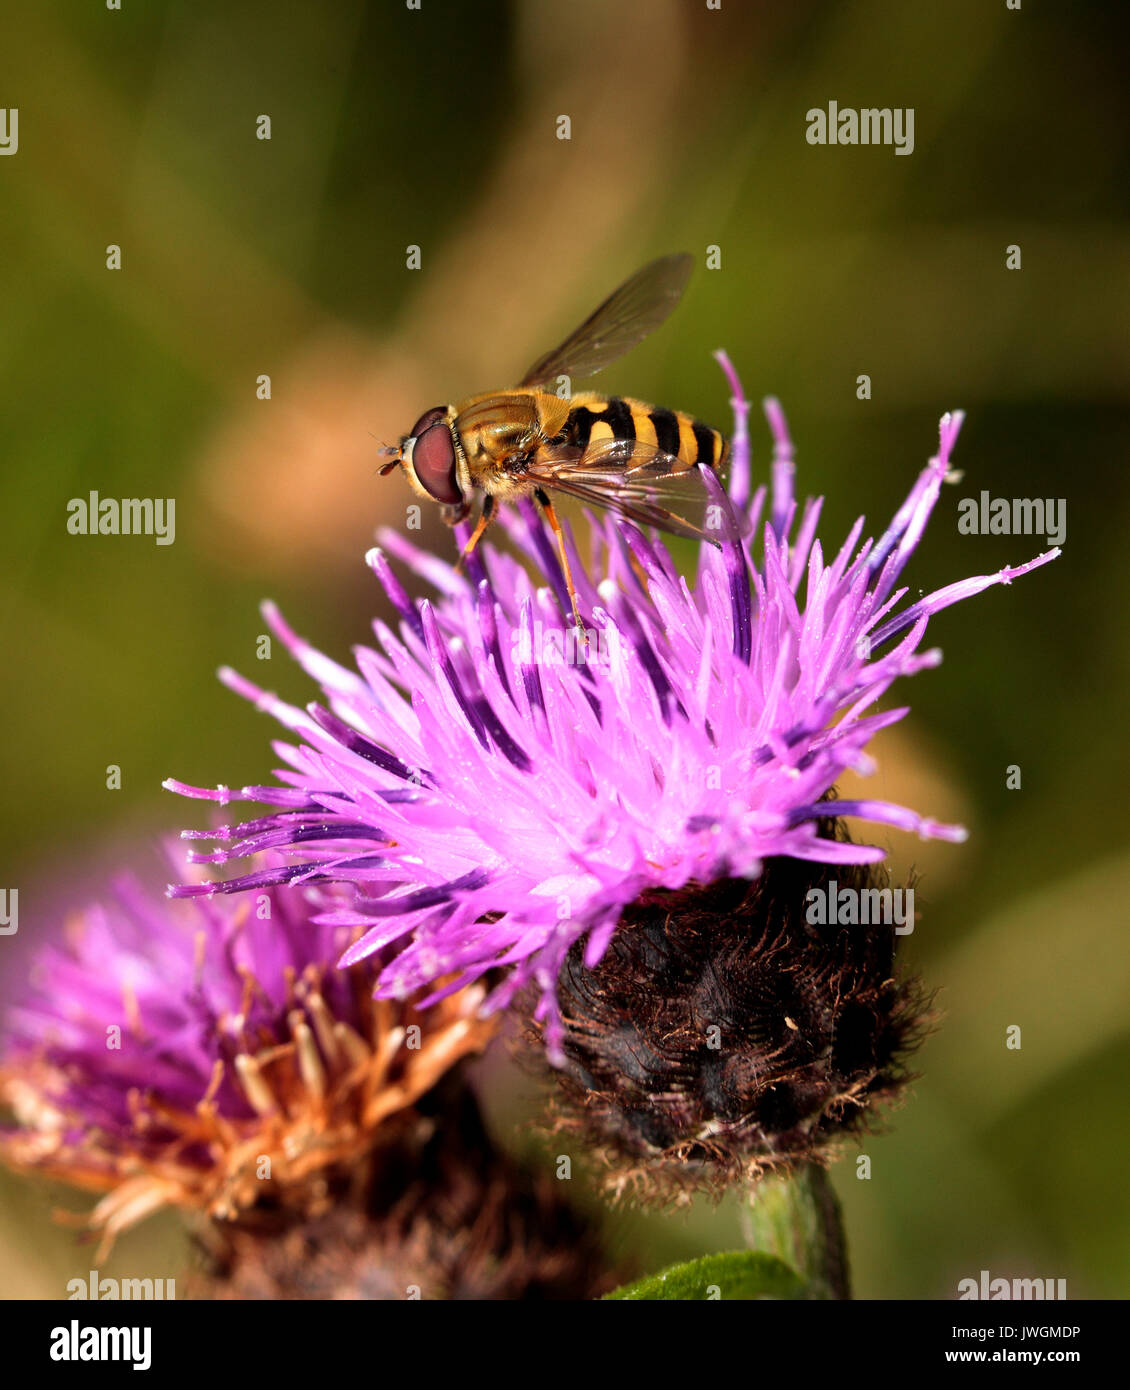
xmin=1 ymin=0 xmax=1127 ymax=1298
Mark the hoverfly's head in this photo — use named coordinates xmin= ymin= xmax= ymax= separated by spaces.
xmin=380 ymin=405 xmax=465 ymax=507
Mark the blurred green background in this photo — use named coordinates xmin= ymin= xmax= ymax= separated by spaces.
xmin=1 ymin=0 xmax=1127 ymax=1299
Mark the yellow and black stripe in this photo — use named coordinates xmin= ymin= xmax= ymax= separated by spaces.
xmin=564 ymin=396 xmax=726 ymax=469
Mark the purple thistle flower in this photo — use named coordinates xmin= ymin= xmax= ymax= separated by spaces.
xmin=166 ymin=356 xmax=1058 ymax=1063
xmin=0 ymin=856 xmax=494 ymax=1251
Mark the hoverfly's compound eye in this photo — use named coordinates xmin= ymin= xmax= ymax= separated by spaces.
xmin=409 ymin=407 xmax=447 ymax=438
xmin=408 ymin=408 xmax=461 ymax=505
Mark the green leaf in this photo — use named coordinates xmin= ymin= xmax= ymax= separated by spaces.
xmin=603 ymin=1250 xmax=810 ymax=1301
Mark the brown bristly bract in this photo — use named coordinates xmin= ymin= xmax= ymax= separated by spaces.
xmin=525 ymin=831 xmax=934 ymax=1204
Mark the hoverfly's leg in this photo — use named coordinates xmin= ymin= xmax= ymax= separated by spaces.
xmin=534 ymin=488 xmax=587 ymax=641
xmin=453 ymin=494 xmax=495 ymax=576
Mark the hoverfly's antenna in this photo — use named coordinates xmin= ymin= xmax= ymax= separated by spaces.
xmin=370 ymin=434 xmax=403 ymax=477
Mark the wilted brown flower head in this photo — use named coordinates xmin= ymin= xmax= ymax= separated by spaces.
xmin=0 ymin=871 xmax=496 ymax=1256
xmin=193 ymin=1084 xmax=616 ymax=1301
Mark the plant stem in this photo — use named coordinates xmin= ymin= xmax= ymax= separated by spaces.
xmin=741 ymin=1164 xmax=851 ymax=1299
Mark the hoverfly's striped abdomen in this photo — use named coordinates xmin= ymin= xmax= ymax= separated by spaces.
xmin=563 ymin=395 xmax=726 ymax=469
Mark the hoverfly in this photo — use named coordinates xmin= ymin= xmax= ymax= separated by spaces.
xmin=378 ymin=253 xmax=728 ymax=627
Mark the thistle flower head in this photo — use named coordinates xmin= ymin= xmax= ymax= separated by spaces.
xmin=167 ymin=356 xmax=1057 ymax=1065
xmin=0 ymin=858 xmax=495 ymax=1252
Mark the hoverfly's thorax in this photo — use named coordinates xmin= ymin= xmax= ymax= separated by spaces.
xmin=453 ymin=391 xmax=555 ymax=468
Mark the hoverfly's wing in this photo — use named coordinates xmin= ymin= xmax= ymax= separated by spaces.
xmin=525 ymin=436 xmax=722 ymax=546
xmin=518 ymin=253 xmax=694 ymax=389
